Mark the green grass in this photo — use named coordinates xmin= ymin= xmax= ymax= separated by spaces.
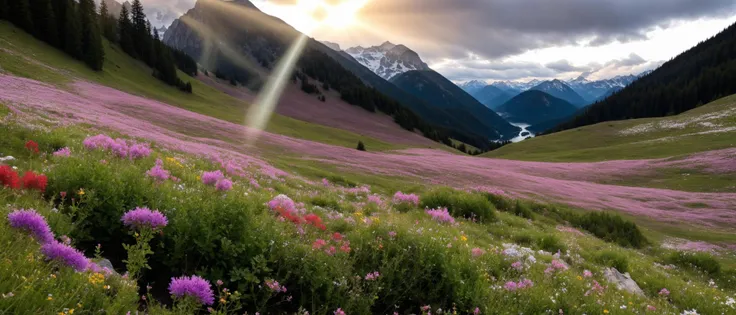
xmin=0 ymin=21 xmax=403 ymax=152
xmin=487 ymin=94 xmax=736 ymax=162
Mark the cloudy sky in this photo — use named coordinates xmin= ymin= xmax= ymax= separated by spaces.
xmin=142 ymin=0 xmax=736 ymax=82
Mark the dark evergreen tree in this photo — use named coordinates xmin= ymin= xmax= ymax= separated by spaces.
xmin=51 ymin=0 xmax=70 ymax=49
xmin=8 ymin=0 xmax=33 ymax=32
xmin=356 ymin=141 xmax=366 ymax=151
xmin=30 ymin=0 xmax=56 ymax=43
xmin=99 ymin=0 xmax=116 ymax=41
xmin=63 ymin=0 xmax=82 ymax=59
xmin=130 ymin=0 xmax=151 ymax=64
xmin=0 ymin=0 xmax=7 ymax=20
xmin=117 ymin=5 xmax=136 ymax=57
xmin=79 ymin=0 xmax=104 ymax=70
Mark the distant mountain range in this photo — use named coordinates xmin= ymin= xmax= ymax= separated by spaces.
xmin=472 ymin=85 xmax=515 ymax=110
xmin=496 ymin=90 xmax=579 ymax=127
xmin=530 ymin=79 xmax=587 ymax=107
xmin=341 ymin=42 xmax=430 ymax=80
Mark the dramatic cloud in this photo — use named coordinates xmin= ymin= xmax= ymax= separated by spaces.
xmin=545 ymin=60 xmax=592 ymax=73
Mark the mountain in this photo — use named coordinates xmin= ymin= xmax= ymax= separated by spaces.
xmin=530 ymin=79 xmax=587 ymax=107
xmin=595 ymin=86 xmax=624 ymax=102
xmin=390 ymin=70 xmax=519 ymax=140
xmin=458 ymin=80 xmax=488 ymax=95
xmin=491 ymin=79 xmax=540 ymax=94
xmin=97 ymin=0 xmax=128 ymax=16
xmin=321 ymin=41 xmax=341 ymax=51
xmin=344 ymin=42 xmax=430 ymax=80
xmin=566 ymin=74 xmax=641 ymax=102
xmin=553 ymin=21 xmax=736 ymax=133
xmin=474 ymin=85 xmax=515 ymax=109
xmin=496 ymin=90 xmax=579 ymax=127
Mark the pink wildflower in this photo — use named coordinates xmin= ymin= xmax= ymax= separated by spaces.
xmin=325 ymin=246 xmax=337 ymax=256
xmin=646 ymin=305 xmax=657 ymax=312
xmin=511 ymin=261 xmax=523 ymax=271
xmin=392 ymin=191 xmax=419 ymax=206
xmin=471 ymin=247 xmax=485 ymax=257
xmin=364 ymin=271 xmax=380 ymax=281
xmin=146 ymin=159 xmax=170 ymax=182
xmin=215 ymin=179 xmax=233 ymax=191
xmin=425 ymin=207 xmax=455 ymax=224
xmin=473 ymin=307 xmax=480 ymax=315
xmin=334 ymin=308 xmax=346 ymax=315
xmin=53 ymin=147 xmax=71 ymax=157
xmin=583 ymin=270 xmax=593 ymax=278
xmin=658 ymin=288 xmax=670 ymax=296
xmin=265 ymin=279 xmax=286 ymax=293
xmin=312 ymin=239 xmax=327 ymax=250
xmin=201 ymin=170 xmax=224 ymax=185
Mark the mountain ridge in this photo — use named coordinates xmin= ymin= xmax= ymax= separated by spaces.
xmin=344 ymin=41 xmax=430 ymax=80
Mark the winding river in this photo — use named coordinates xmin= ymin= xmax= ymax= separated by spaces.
xmin=509 ymin=122 xmax=535 ymax=143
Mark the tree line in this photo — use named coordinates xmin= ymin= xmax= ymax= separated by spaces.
xmin=551 ymin=21 xmax=736 ymax=133
xmin=1 ymin=0 xmax=197 ymax=93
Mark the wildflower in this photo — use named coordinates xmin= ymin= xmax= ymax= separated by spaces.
xmin=25 ymin=140 xmax=39 ymax=154
xmin=544 ymin=260 xmax=568 ymax=274
xmin=2 ymin=292 xmax=14 ymax=298
xmin=473 ymin=307 xmax=480 ymax=315
xmin=388 ymin=231 xmax=397 ymax=238
xmin=511 ymin=261 xmax=523 ymax=271
xmin=325 ymin=246 xmax=337 ymax=256
xmin=77 ymin=188 xmax=85 ymax=196
xmin=681 ymin=311 xmax=699 ymax=315
xmin=583 ymin=270 xmax=593 ymax=278
xmin=201 ymin=170 xmax=225 ymax=186
xmin=585 ymin=280 xmax=606 ymax=296
xmin=168 ymin=275 xmax=215 ymax=305
xmin=88 ymin=273 xmax=105 ymax=285
xmin=471 ymin=247 xmax=485 ymax=257
xmin=41 ymin=242 xmax=90 ymax=272
xmin=128 ymin=144 xmax=152 ymax=160
xmin=658 ymin=288 xmax=670 ymax=296
xmin=216 ymin=280 xmax=223 ymax=286
xmin=53 ymin=147 xmax=71 ymax=157
xmin=322 ymin=178 xmax=330 ymax=187
xmin=364 ymin=271 xmax=380 ymax=281
xmin=392 ymin=191 xmax=419 ymax=206
xmin=47 ymin=294 xmax=53 ymax=301
xmin=268 ymin=194 xmax=302 ymax=224
xmin=460 ymin=235 xmax=468 ymax=242
xmin=21 ymin=171 xmax=48 ymax=192
xmin=215 ymin=179 xmax=233 ymax=191
xmin=339 ymin=241 xmax=351 ymax=253
xmin=0 ymin=165 xmax=20 ymax=189
xmin=332 ymin=232 xmax=343 ymax=241
xmin=304 ymin=213 xmax=326 ymax=230
xmin=312 ymin=239 xmax=327 ymax=249
xmin=265 ymin=279 xmax=286 ymax=293
xmin=603 ymin=310 xmax=609 ymax=314
xmin=146 ymin=159 xmax=170 ymax=182
xmin=646 ymin=305 xmax=657 ymax=312
xmin=8 ymin=209 xmax=55 ymax=244
xmin=425 ymin=207 xmax=455 ymax=224
xmin=121 ymin=207 xmax=168 ymax=231
xmin=367 ymin=195 xmax=383 ymax=206
xmin=334 ymin=308 xmax=346 ymax=315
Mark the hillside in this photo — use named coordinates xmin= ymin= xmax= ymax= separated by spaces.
xmin=530 ymin=79 xmax=588 ymax=107
xmin=390 ymin=70 xmax=520 ymax=140
xmin=473 ymin=85 xmax=516 ymax=109
xmin=496 ymin=90 xmax=579 ymax=126
xmin=553 ymin=21 xmax=736 ymax=133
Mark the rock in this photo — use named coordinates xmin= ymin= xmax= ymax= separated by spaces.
xmin=603 ymin=268 xmax=645 ymax=296
xmin=0 ymin=156 xmax=15 ymax=162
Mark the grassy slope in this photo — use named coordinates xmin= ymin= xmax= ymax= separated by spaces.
xmin=487 ymin=94 xmax=736 ymax=162
xmin=0 ymin=21 xmax=404 ymax=152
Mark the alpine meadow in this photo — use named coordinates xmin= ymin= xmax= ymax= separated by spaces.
xmin=1 ymin=0 xmax=736 ymax=314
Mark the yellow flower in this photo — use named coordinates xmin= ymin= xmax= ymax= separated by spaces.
xmin=354 ymin=212 xmax=363 ymax=217
xmin=603 ymin=310 xmax=609 ymax=314
xmin=460 ymin=235 xmax=468 ymax=242
xmin=220 ymin=298 xmax=227 ymax=304
xmin=88 ymin=273 xmax=105 ymax=285
xmin=47 ymin=296 xmax=53 ymax=301
xmin=69 ymin=309 xmax=74 ymax=314
xmin=77 ymin=189 xmax=85 ymax=196
xmin=77 ymin=303 xmax=82 ymax=308
xmin=103 ymin=285 xmax=111 ymax=290
xmin=577 ymin=276 xmax=583 ymax=281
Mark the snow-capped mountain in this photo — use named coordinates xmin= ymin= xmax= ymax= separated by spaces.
xmin=344 ymin=41 xmax=430 ymax=80
xmin=530 ymin=79 xmax=587 ymax=106
xmin=565 ymin=74 xmax=642 ymax=102
xmin=490 ymin=79 xmax=542 ymax=94
xmin=458 ymin=80 xmax=488 ymax=95
xmin=321 ymin=41 xmax=341 ymax=51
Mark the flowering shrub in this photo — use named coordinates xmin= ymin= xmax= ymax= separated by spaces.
xmin=41 ymin=241 xmax=90 ymax=272
xmin=169 ymin=275 xmax=215 ymax=305
xmin=393 ymin=191 xmax=419 ymax=208
xmin=420 ymin=188 xmax=497 ymax=222
xmin=425 ymin=207 xmax=455 ymax=224
xmin=53 ymin=147 xmax=71 ymax=157
xmin=265 ymin=279 xmax=287 ymax=293
xmin=21 ymin=171 xmax=47 ymax=192
xmin=82 ymin=134 xmax=151 ymax=160
xmin=215 ymin=178 xmax=233 ymax=191
xmin=25 ymin=140 xmax=39 ymax=154
xmin=8 ymin=209 xmax=55 ymax=244
xmin=121 ymin=207 xmax=168 ymax=231
xmin=146 ymin=159 xmax=170 ymax=182
xmin=201 ymin=170 xmax=224 ymax=185
xmin=504 ymin=279 xmax=533 ymax=291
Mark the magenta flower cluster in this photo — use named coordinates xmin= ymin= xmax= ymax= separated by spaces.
xmin=121 ymin=207 xmax=168 ymax=230
xmin=53 ymin=147 xmax=71 ymax=157
xmin=425 ymin=207 xmax=455 ymax=224
xmin=201 ymin=170 xmax=233 ymax=191
xmin=504 ymin=279 xmax=534 ymax=291
xmin=8 ymin=209 xmax=55 ymax=244
xmin=659 ymin=288 xmax=670 ymax=296
xmin=168 ymin=275 xmax=215 ymax=305
xmin=83 ymin=134 xmax=151 ymax=160
xmin=41 ymin=242 xmax=89 ymax=272
xmin=265 ymin=279 xmax=287 ymax=293
xmin=544 ymin=260 xmax=568 ymax=274
xmin=215 ymin=178 xmax=233 ymax=191
xmin=146 ymin=159 xmax=170 ymax=182
xmin=364 ymin=271 xmax=380 ymax=281
xmin=471 ymin=247 xmax=485 ymax=258
xmin=392 ymin=191 xmax=419 ymax=206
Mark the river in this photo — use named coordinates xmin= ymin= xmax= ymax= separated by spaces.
xmin=509 ymin=122 xmax=535 ymax=143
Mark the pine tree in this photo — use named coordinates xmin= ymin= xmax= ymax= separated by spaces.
xmin=98 ymin=0 xmax=116 ymax=41
xmin=79 ymin=0 xmax=104 ymax=70
xmin=130 ymin=0 xmax=150 ymax=64
xmin=30 ymin=0 xmax=57 ymax=44
xmin=356 ymin=141 xmax=366 ymax=151
xmin=9 ymin=0 xmax=34 ymax=32
xmin=63 ymin=0 xmax=82 ymax=59
xmin=0 ymin=0 xmax=7 ymax=19
xmin=117 ymin=5 xmax=136 ymax=57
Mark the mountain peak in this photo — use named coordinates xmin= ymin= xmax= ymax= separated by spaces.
xmin=345 ymin=41 xmax=430 ymax=80
xmin=321 ymin=41 xmax=341 ymax=51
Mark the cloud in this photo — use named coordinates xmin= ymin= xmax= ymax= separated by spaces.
xmin=545 ymin=60 xmax=592 ymax=72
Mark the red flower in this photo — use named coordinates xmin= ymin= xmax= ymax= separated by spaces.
xmin=332 ymin=232 xmax=343 ymax=241
xmin=21 ymin=171 xmax=47 ymax=192
xmin=25 ymin=140 xmax=39 ymax=154
xmin=340 ymin=241 xmax=351 ymax=254
xmin=304 ymin=213 xmax=326 ymax=230
xmin=0 ymin=165 xmax=20 ymax=189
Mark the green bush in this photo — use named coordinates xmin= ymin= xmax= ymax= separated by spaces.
xmin=421 ymin=188 xmax=497 ymax=222
xmin=666 ymin=252 xmax=721 ymax=276
xmin=512 ymin=233 xmax=535 ymax=246
xmin=538 ymin=234 xmax=566 ymax=253
xmin=574 ymin=212 xmax=647 ymax=248
xmin=512 ymin=201 xmax=534 ymax=219
xmin=595 ymin=250 xmax=630 ymax=273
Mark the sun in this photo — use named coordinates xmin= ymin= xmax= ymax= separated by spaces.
xmin=254 ymin=0 xmax=368 ymax=35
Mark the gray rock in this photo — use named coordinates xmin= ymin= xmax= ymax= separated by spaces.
xmin=603 ymin=268 xmax=645 ymax=296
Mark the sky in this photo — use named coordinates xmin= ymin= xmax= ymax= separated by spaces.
xmin=139 ymin=0 xmax=736 ymax=83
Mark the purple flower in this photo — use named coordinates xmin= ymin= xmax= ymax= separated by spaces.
xmin=168 ymin=275 xmax=215 ymax=305
xmin=265 ymin=279 xmax=286 ymax=293
xmin=146 ymin=159 xmax=170 ymax=182
xmin=425 ymin=207 xmax=455 ymax=224
xmin=658 ymin=288 xmax=670 ymax=296
xmin=215 ymin=179 xmax=233 ymax=191
xmin=322 ymin=178 xmax=330 ymax=187
xmin=128 ymin=144 xmax=152 ymax=160
xmin=83 ymin=134 xmax=114 ymax=150
xmin=583 ymin=270 xmax=593 ymax=278
xmin=504 ymin=281 xmax=518 ymax=291
xmin=364 ymin=271 xmax=380 ymax=281
xmin=121 ymin=207 xmax=168 ymax=230
xmin=504 ymin=279 xmax=533 ymax=291
xmin=511 ymin=261 xmax=524 ymax=271
xmin=334 ymin=308 xmax=346 ymax=315
xmin=201 ymin=170 xmax=224 ymax=186
xmin=392 ymin=191 xmax=419 ymax=206
xmin=53 ymin=147 xmax=71 ymax=157
xmin=41 ymin=242 xmax=90 ymax=272
xmin=8 ymin=209 xmax=55 ymax=244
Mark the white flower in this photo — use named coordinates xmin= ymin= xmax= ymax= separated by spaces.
xmin=681 ymin=310 xmax=699 ymax=315
xmin=725 ymin=297 xmax=735 ymax=308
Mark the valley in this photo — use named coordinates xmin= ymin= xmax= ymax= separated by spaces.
xmin=1 ymin=1 xmax=736 ymax=314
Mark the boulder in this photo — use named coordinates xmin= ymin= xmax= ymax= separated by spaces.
xmin=603 ymin=268 xmax=645 ymax=296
